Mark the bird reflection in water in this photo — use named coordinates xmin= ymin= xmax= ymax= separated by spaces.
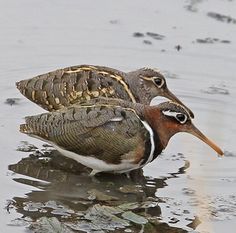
xmin=8 ymin=148 xmax=197 ymax=233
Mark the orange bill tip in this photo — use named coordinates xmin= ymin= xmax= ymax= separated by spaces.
xmin=187 ymin=124 xmax=224 ymax=157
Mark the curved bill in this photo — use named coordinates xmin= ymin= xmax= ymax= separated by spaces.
xmin=164 ymin=88 xmax=195 ymax=119
xmin=186 ymin=123 xmax=224 ymax=156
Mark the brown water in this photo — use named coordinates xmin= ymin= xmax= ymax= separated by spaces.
xmin=0 ymin=0 xmax=236 ymax=232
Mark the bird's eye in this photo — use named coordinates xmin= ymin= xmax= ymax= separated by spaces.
xmin=176 ymin=113 xmax=187 ymax=124
xmin=154 ymin=77 xmax=164 ymax=87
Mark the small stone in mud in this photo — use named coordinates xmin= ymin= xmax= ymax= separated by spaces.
xmin=196 ymin=38 xmax=215 ymax=44
xmin=168 ymin=217 xmax=179 ymax=224
xmin=143 ymin=40 xmax=152 ymax=45
xmin=183 ymin=209 xmax=190 ymax=214
xmin=133 ymin=32 xmax=145 ymax=38
xmin=195 ymin=38 xmax=231 ymax=44
xmin=207 ymin=12 xmax=236 ymax=24
xmin=146 ymin=32 xmax=165 ymax=40
xmin=221 ymin=40 xmax=231 ymax=44
xmin=175 ymin=45 xmax=182 ymax=51
xmin=17 ymin=141 xmax=38 ymax=152
xmin=177 ymin=152 xmax=184 ymax=158
xmin=5 ymin=98 xmax=21 ymax=106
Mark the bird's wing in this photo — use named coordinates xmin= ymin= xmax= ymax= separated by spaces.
xmin=15 ymin=65 xmax=132 ymax=111
xmin=16 ymin=66 xmax=94 ymax=111
xmin=20 ymin=104 xmax=148 ymax=164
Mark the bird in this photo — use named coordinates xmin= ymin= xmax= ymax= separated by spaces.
xmin=19 ymin=98 xmax=223 ymax=175
xmin=16 ymin=64 xmax=194 ymax=118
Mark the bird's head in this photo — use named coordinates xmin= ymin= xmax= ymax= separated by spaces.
xmin=130 ymin=67 xmax=195 ymax=118
xmin=144 ymin=101 xmax=223 ymax=156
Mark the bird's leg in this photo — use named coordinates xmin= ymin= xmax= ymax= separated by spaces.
xmin=89 ymin=169 xmax=99 ymax=176
xmin=125 ymin=172 xmax=131 ymax=179
xmin=89 ymin=170 xmax=101 ymax=183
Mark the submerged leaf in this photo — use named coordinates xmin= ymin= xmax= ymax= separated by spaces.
xmin=118 ymin=202 xmax=140 ymax=211
xmin=122 ymin=211 xmax=148 ymax=225
xmin=29 ymin=217 xmax=72 ymax=233
xmin=84 ymin=204 xmax=129 ymax=231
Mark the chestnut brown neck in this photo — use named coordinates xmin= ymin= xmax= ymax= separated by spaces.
xmin=144 ymin=106 xmax=179 ymax=149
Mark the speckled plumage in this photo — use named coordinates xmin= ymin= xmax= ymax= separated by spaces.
xmin=20 ymin=99 xmax=160 ymax=173
xmin=16 ymin=64 xmax=194 ymax=117
xmin=20 ymin=98 xmax=223 ymax=174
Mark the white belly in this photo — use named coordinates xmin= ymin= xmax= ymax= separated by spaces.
xmin=54 ymin=144 xmax=139 ymax=173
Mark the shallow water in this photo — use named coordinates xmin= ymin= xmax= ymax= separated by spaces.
xmin=0 ymin=0 xmax=236 ymax=232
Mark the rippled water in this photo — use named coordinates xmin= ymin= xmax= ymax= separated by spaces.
xmin=0 ymin=0 xmax=236 ymax=232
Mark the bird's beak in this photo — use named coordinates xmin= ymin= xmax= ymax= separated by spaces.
xmin=163 ymin=88 xmax=195 ymax=119
xmin=184 ymin=123 xmax=224 ymax=156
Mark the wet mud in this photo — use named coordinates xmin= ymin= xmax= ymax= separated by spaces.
xmin=1 ymin=0 xmax=236 ymax=232
xmin=207 ymin=12 xmax=236 ymax=24
xmin=133 ymin=31 xmax=165 ymax=46
xmin=8 ymin=149 xmax=190 ymax=233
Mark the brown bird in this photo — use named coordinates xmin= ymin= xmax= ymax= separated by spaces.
xmin=20 ymin=98 xmax=223 ymax=175
xmin=16 ymin=64 xmax=194 ymax=118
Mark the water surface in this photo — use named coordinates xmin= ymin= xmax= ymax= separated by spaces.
xmin=0 ymin=0 xmax=236 ymax=232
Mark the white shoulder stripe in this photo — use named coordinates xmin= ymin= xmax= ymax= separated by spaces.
xmin=140 ymin=120 xmax=155 ymax=165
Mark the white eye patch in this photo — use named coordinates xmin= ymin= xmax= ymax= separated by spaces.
xmin=162 ymin=110 xmax=188 ymax=124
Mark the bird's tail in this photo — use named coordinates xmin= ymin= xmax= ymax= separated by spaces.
xmin=19 ymin=122 xmax=30 ymax=134
xmin=19 ymin=115 xmax=50 ymax=140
